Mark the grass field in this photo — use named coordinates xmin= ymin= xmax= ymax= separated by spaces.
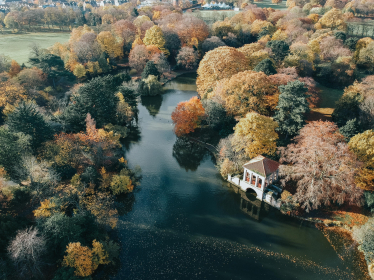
xmin=0 ymin=32 xmax=70 ymax=65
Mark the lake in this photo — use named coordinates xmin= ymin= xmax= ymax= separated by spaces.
xmin=112 ymin=74 xmax=358 ymax=280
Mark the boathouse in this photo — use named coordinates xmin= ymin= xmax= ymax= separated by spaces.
xmin=228 ymin=155 xmax=282 ymax=208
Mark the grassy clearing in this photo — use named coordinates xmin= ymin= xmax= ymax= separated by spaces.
xmin=0 ymin=32 xmax=70 ymax=65
xmin=308 ymin=85 xmax=344 ymax=121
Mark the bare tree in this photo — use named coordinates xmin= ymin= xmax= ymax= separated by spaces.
xmin=18 ymin=156 xmax=59 ymax=201
xmin=7 ymin=227 xmax=47 ymax=279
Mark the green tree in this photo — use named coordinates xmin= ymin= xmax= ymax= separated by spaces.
xmin=6 ymin=102 xmax=53 ymax=151
xmin=266 ymin=40 xmax=290 ymax=61
xmin=64 ymin=75 xmax=120 ymax=131
xmin=29 ymin=53 xmax=71 ymax=86
xmin=141 ymin=61 xmax=160 ymax=80
xmin=253 ymin=58 xmax=277 ymax=75
xmin=274 ymin=80 xmax=310 ymax=140
xmin=0 ymin=128 xmax=30 ymax=180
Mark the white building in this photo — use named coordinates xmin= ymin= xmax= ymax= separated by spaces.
xmin=228 ymin=155 xmax=282 ymax=208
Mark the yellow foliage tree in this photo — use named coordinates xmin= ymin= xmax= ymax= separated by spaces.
xmin=271 ymin=29 xmax=288 ymax=41
xmin=63 ymin=242 xmax=95 ymax=277
xmin=349 ymin=130 xmax=374 ymax=168
xmin=63 ymin=240 xmax=111 ymax=277
xmin=316 ymin=8 xmax=346 ymax=30
xmin=97 ymin=31 xmax=124 ymax=59
xmin=349 ymin=130 xmax=374 ymax=191
xmin=231 ymin=112 xmax=279 ymax=159
xmin=0 ymin=80 xmax=27 ymax=108
xmin=73 ymin=64 xmax=87 ymax=78
xmin=196 ymin=47 xmax=249 ymax=98
xmin=143 ymin=25 xmax=169 ymax=56
xmin=209 ymin=70 xmax=277 ymax=117
xmin=110 ymin=169 xmax=134 ymax=195
xmin=33 ymin=199 xmax=57 ymax=218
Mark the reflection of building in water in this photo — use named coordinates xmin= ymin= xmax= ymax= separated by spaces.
xmin=239 ymin=191 xmax=270 ymax=221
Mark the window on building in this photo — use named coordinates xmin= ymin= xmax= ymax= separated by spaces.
xmin=258 ymin=178 xmax=262 ymax=189
xmin=251 ymin=175 xmax=256 ymax=185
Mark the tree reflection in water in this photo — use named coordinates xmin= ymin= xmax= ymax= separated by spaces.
xmin=121 ymin=125 xmax=142 ymax=154
xmin=239 ymin=190 xmax=270 ymax=221
xmin=115 ymin=192 xmax=136 ymax=216
xmin=172 ymin=136 xmax=210 ymax=171
xmin=140 ymin=95 xmax=163 ymax=118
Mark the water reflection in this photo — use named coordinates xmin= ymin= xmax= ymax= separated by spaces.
xmin=140 ymin=95 xmax=163 ymax=118
xmin=121 ymin=126 xmax=142 ymax=152
xmin=172 ymin=136 xmax=209 ymax=171
xmin=239 ymin=191 xmax=270 ymax=221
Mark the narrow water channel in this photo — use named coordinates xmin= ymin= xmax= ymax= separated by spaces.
xmin=113 ymin=74 xmax=355 ymax=280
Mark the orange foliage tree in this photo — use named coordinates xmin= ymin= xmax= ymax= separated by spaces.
xmin=171 ymin=96 xmax=205 ymax=137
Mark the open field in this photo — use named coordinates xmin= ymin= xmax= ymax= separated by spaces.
xmin=0 ymin=32 xmax=70 ymax=64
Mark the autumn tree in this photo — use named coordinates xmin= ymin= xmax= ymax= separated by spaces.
xmin=231 ymin=112 xmax=278 ymax=159
xmin=349 ymin=130 xmax=374 ymax=191
xmin=96 ymin=31 xmax=124 ymax=59
xmin=63 ymin=239 xmax=113 ymax=277
xmin=8 ymin=60 xmax=21 ymax=77
xmin=0 ymin=78 xmax=27 ymax=108
xmin=280 ymin=121 xmax=363 ymax=212
xmin=176 ymin=47 xmax=199 ymax=70
xmin=209 ymin=70 xmax=276 ymax=117
xmin=171 ymin=96 xmax=205 ymax=136
xmin=196 ymin=47 xmax=249 ymax=98
xmin=129 ymin=44 xmax=150 ymax=72
xmin=143 ymin=25 xmax=169 ymax=56
xmin=202 ymin=36 xmax=226 ymax=54
xmin=16 ymin=68 xmax=46 ymax=90
xmin=316 ymin=8 xmax=346 ymax=30
xmin=274 ymin=80 xmax=310 ymax=140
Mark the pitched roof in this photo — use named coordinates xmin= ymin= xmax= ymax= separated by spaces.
xmin=243 ymin=155 xmax=279 ymax=177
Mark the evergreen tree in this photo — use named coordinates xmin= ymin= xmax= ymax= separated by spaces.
xmin=253 ymin=58 xmax=277 ymax=75
xmin=266 ymin=40 xmax=290 ymax=61
xmin=98 ymin=52 xmax=110 ymax=73
xmin=29 ymin=53 xmax=71 ymax=86
xmin=6 ymin=102 xmax=52 ymax=151
xmin=0 ymin=127 xmax=30 ymax=180
xmin=274 ymin=80 xmax=310 ymax=140
xmin=141 ymin=61 xmax=160 ymax=80
xmin=64 ymin=75 xmax=120 ymax=131
xmin=339 ymin=118 xmax=359 ymax=140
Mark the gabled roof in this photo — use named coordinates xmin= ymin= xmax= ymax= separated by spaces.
xmin=243 ymin=155 xmax=279 ymax=177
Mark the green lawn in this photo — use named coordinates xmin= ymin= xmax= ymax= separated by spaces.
xmin=0 ymin=32 xmax=70 ymax=65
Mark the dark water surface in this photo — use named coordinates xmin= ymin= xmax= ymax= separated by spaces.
xmin=112 ymin=74 xmax=355 ymax=280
